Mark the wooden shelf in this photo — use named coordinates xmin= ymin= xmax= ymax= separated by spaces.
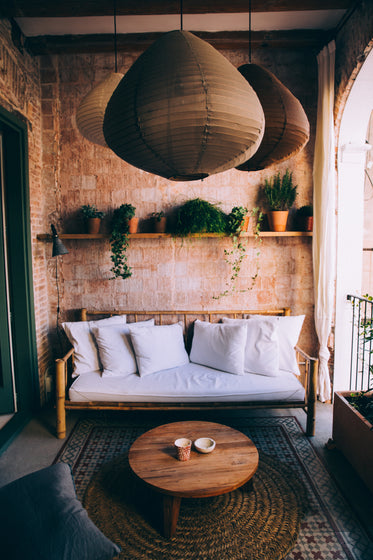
xmin=37 ymin=231 xmax=313 ymax=241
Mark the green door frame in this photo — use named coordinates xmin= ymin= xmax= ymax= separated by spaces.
xmin=0 ymin=104 xmax=39 ymax=453
xmin=0 ymin=131 xmax=15 ymax=414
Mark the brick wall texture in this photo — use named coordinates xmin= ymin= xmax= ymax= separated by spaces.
xmin=0 ymin=7 xmax=372 ymax=403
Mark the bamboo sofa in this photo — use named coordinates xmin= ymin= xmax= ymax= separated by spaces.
xmin=55 ymin=307 xmax=318 ymax=439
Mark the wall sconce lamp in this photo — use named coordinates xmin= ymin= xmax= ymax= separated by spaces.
xmin=51 ymin=224 xmax=68 ymax=257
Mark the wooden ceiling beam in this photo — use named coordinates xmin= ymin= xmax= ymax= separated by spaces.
xmin=25 ymin=30 xmax=331 ymax=55
xmin=1 ymin=0 xmax=353 ymax=18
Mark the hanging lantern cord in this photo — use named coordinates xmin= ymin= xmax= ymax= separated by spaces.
xmin=180 ymin=0 xmax=183 ymax=31
xmin=249 ymin=0 xmax=252 ymax=63
xmin=114 ymin=0 xmax=118 ymax=73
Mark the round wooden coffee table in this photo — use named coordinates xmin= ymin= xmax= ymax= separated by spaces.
xmin=128 ymin=420 xmax=259 ymax=537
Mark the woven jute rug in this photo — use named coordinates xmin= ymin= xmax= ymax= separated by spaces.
xmin=84 ymin=451 xmax=306 ymax=560
xmin=55 ymin=414 xmax=373 ymax=560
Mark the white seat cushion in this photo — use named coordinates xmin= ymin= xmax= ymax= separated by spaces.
xmin=69 ymin=362 xmax=305 ymax=403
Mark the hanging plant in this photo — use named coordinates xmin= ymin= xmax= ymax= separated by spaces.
xmin=110 ymin=204 xmax=136 ymax=279
xmin=214 ymin=207 xmax=263 ymax=299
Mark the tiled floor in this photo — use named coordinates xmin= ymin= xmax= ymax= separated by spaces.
xmin=0 ymin=402 xmax=372 ymax=541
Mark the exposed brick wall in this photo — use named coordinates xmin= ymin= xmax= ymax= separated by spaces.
xmin=0 ymin=20 xmax=51 ymax=405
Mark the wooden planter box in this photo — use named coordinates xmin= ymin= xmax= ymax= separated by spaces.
xmin=332 ymin=391 xmax=373 ymax=494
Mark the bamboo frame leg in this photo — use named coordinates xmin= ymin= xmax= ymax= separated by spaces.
xmin=56 ymin=359 xmax=66 ymax=439
xmin=163 ymin=495 xmax=181 ymax=538
xmin=306 ymin=359 xmax=318 ymax=437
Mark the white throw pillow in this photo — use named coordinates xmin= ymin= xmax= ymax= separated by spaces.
xmin=62 ymin=315 xmax=126 ymax=376
xmin=222 ymin=317 xmax=279 ymax=376
xmin=250 ymin=315 xmax=305 ymax=374
xmin=91 ymin=319 xmax=155 ymax=377
xmin=190 ymin=320 xmax=247 ymax=375
xmin=128 ymin=322 xmax=189 ymax=377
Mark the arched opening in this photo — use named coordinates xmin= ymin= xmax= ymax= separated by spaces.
xmin=334 ymin=48 xmax=373 ymax=391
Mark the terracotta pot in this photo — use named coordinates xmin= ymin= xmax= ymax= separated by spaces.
xmin=241 ymin=215 xmax=250 ymax=232
xmin=88 ymin=217 xmax=101 ymax=234
xmin=332 ymin=391 xmax=373 ymax=494
xmin=295 ymin=214 xmax=313 ymax=232
xmin=153 ymin=216 xmax=167 ymax=233
xmin=128 ymin=217 xmax=139 ymax=234
xmin=268 ymin=210 xmax=288 ymax=232
xmin=305 ymin=216 xmax=313 ymax=232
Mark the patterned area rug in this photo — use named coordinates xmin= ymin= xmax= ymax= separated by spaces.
xmin=55 ymin=415 xmax=373 ymax=560
xmin=84 ymin=451 xmax=306 ymax=559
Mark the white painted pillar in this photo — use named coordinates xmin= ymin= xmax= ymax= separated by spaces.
xmin=334 ymin=47 xmax=373 ymax=391
xmin=334 ymin=142 xmax=371 ymax=390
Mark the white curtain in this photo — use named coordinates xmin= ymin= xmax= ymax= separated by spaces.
xmin=313 ymin=41 xmax=336 ymax=402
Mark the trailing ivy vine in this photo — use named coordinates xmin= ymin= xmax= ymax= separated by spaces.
xmin=110 ymin=204 xmax=136 ymax=279
xmin=214 ymin=207 xmax=263 ymax=299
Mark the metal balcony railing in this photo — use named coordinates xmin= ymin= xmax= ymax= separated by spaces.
xmin=347 ymin=294 xmax=373 ymax=392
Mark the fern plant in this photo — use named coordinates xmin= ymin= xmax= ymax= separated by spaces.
xmin=173 ymin=198 xmax=227 ymax=236
xmin=110 ymin=204 xmax=136 ymax=279
xmin=262 ymin=169 xmax=297 ymax=211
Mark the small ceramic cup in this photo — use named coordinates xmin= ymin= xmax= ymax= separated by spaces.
xmin=174 ymin=437 xmax=192 ymax=461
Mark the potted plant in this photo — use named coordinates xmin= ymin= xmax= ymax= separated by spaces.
xmin=332 ymin=298 xmax=373 ymax=493
xmin=110 ymin=203 xmax=136 ymax=279
xmin=295 ymin=205 xmax=313 ymax=232
xmin=261 ymin=169 xmax=297 ymax=232
xmin=332 ymin=390 xmax=373 ymax=493
xmin=150 ymin=211 xmax=167 ymax=233
xmin=80 ymin=204 xmax=105 ymax=234
xmin=225 ymin=206 xmax=250 ymax=234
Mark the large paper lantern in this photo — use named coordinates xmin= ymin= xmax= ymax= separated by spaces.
xmin=236 ymin=64 xmax=310 ymax=172
xmin=76 ymin=72 xmax=123 ymax=147
xmin=103 ymin=31 xmax=265 ymax=181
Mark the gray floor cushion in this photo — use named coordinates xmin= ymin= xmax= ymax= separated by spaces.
xmin=0 ymin=462 xmax=120 ymax=560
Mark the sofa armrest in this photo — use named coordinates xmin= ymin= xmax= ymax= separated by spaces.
xmin=55 ymin=347 xmax=74 ymax=439
xmin=295 ymin=345 xmax=318 ymax=436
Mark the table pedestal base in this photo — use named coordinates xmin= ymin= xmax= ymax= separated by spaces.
xmin=163 ymin=495 xmax=181 ymax=538
xmin=162 ymin=479 xmax=255 ymax=538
